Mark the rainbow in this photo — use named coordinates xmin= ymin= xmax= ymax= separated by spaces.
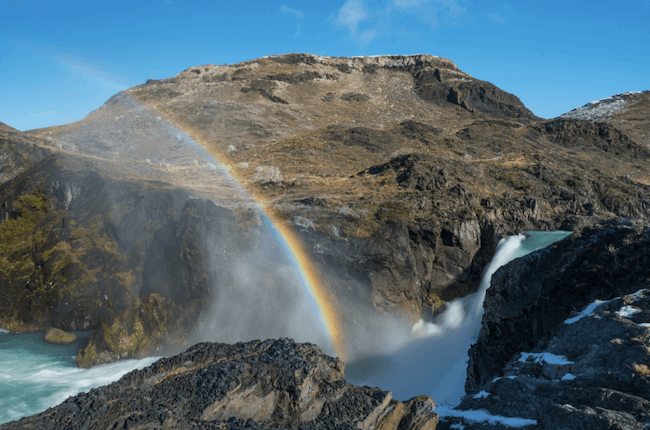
xmin=146 ymin=113 xmax=347 ymax=360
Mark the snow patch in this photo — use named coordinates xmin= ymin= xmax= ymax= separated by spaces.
xmin=617 ymin=306 xmax=642 ymax=318
xmin=518 ymin=352 xmax=573 ymax=366
xmin=629 ymin=289 xmax=647 ymax=302
xmin=437 ymin=406 xmax=537 ymax=427
xmin=564 ymin=300 xmax=609 ymax=324
xmin=561 ymin=90 xmax=647 ymax=122
xmin=473 ymin=390 xmax=491 ymax=399
xmin=561 ymin=373 xmax=576 ymax=381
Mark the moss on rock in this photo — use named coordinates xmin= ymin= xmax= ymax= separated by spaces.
xmin=77 ymin=294 xmax=168 ymax=368
xmin=44 ymin=327 xmax=76 ymax=344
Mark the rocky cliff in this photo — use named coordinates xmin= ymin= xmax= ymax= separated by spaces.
xmin=436 ymin=218 xmax=650 ymax=429
xmin=0 ymin=338 xmax=438 ymax=430
xmin=3 ymin=54 xmax=650 ymax=363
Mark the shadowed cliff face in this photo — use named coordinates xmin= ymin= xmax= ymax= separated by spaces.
xmin=2 ymin=54 xmax=649 ymax=365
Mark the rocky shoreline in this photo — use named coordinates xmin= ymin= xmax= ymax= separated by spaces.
xmin=0 ymin=338 xmax=438 ymax=430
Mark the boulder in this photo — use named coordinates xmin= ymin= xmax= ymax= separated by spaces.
xmin=43 ymin=327 xmax=76 ymax=345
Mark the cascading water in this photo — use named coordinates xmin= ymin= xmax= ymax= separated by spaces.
xmin=345 ymin=231 xmax=572 ymax=407
xmin=0 ymin=330 xmax=158 ymax=424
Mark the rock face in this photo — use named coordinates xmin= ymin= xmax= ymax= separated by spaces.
xmin=443 ymin=218 xmax=650 ymax=429
xmin=1 ymin=338 xmax=439 ymax=430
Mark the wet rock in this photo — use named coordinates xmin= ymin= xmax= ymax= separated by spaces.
xmin=76 ymin=294 xmax=169 ymax=368
xmin=3 ymin=339 xmax=439 ymax=430
xmin=43 ymin=327 xmax=76 ymax=344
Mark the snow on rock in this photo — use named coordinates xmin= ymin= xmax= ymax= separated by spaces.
xmin=617 ymin=305 xmax=642 ymax=318
xmin=473 ymin=391 xmax=491 ymax=399
xmin=561 ymin=373 xmax=576 ymax=381
xmin=437 ymin=406 xmax=537 ymax=428
xmin=629 ymin=288 xmax=648 ymax=302
xmin=561 ymin=90 xmax=647 ymax=122
xmin=518 ymin=352 xmax=573 ymax=366
xmin=564 ymin=299 xmax=610 ymax=324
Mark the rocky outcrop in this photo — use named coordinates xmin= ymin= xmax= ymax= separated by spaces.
xmin=0 ymin=121 xmax=51 ymax=185
xmin=76 ymin=293 xmax=172 ymax=368
xmin=445 ymin=218 xmax=650 ymax=429
xmin=413 ymin=68 xmax=538 ymax=120
xmin=1 ymin=338 xmax=439 ymax=430
xmin=43 ymin=327 xmax=76 ymax=344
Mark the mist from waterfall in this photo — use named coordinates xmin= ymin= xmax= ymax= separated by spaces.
xmin=345 ymin=231 xmax=572 ymax=406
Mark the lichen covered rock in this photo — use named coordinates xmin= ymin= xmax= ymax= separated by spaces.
xmin=43 ymin=327 xmax=76 ymax=344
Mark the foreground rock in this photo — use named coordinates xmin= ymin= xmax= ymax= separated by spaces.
xmin=439 ymin=218 xmax=650 ymax=429
xmin=1 ymin=338 xmax=438 ymax=430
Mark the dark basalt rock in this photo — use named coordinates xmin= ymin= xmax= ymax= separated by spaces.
xmin=1 ymin=339 xmax=439 ymax=430
xmin=446 ymin=218 xmax=650 ymax=429
xmin=413 ymin=69 xmax=538 ymax=121
xmin=539 ymin=117 xmax=650 ymax=159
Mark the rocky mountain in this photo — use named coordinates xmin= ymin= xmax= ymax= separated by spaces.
xmin=2 ymin=53 xmax=650 ymax=367
xmin=0 ymin=338 xmax=439 ymax=430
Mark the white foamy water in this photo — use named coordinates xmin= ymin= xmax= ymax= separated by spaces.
xmin=0 ymin=331 xmax=159 ymax=425
xmin=346 ymin=231 xmax=572 ymax=407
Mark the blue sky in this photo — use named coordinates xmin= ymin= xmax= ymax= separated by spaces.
xmin=2 ymin=0 xmax=649 ymax=131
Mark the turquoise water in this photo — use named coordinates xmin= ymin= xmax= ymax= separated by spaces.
xmin=0 ymin=330 xmax=158 ymax=424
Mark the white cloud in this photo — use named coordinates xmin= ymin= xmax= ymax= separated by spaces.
xmin=335 ymin=0 xmax=377 ymax=43
xmin=336 ymin=0 xmax=369 ymax=34
xmin=281 ymin=5 xmax=305 ymax=35
xmin=333 ymin=0 xmax=470 ymax=44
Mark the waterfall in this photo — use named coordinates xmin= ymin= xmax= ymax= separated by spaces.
xmin=345 ymin=231 xmax=571 ymax=406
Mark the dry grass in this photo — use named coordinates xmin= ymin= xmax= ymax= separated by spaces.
xmin=633 ymin=363 xmax=650 ymax=376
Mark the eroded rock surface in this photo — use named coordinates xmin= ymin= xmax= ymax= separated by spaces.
xmin=1 ymin=339 xmax=439 ymax=430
